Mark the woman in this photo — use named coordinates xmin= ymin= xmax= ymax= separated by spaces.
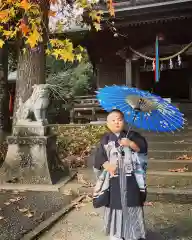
xmin=93 ymin=109 xmax=148 ymax=240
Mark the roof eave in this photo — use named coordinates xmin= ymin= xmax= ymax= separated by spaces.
xmin=103 ymin=0 xmax=192 ymax=18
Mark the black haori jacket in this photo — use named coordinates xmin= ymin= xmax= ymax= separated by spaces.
xmin=93 ymin=130 xmax=148 ymax=209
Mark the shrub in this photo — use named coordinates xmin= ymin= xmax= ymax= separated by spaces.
xmin=52 ymin=124 xmax=108 ymax=167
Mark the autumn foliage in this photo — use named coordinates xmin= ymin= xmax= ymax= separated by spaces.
xmin=0 ymin=0 xmax=115 ymax=62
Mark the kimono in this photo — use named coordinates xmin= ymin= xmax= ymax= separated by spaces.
xmin=93 ymin=130 xmax=148 ymax=240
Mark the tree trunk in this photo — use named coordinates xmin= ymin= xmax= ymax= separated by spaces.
xmin=0 ymin=42 xmax=10 ymax=141
xmin=13 ymin=0 xmax=49 ymax=125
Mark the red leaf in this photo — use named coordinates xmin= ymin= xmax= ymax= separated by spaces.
xmin=20 ymin=22 xmax=30 ymax=36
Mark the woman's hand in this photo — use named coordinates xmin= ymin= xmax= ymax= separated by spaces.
xmin=103 ymin=162 xmax=117 ymax=176
xmin=119 ymin=138 xmax=140 ymax=152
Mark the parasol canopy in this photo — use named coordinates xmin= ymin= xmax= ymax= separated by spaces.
xmin=96 ymin=86 xmax=185 ymax=132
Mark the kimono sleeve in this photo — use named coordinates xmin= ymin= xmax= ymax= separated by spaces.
xmin=93 ymin=142 xmax=108 ymax=170
xmin=128 ymin=131 xmax=148 ymax=154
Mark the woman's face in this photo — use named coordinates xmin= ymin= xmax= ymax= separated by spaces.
xmin=107 ymin=112 xmax=124 ymax=133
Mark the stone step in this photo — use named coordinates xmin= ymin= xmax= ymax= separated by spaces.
xmin=138 ymin=133 xmax=192 ymax=142
xmin=77 ymin=183 xmax=192 ymax=205
xmin=148 ymin=150 xmax=192 ymax=159
xmin=76 ymin=168 xmax=192 ymax=204
xmin=148 ymin=159 xmax=192 ymax=171
xmin=66 ymin=181 xmax=192 ymax=204
xmin=145 ymin=135 xmax=192 ymax=143
xmin=78 ymin=184 xmax=192 ymax=204
xmin=79 ymin=168 xmax=192 ymax=189
xmin=148 ymin=142 xmax=192 ymax=151
xmin=141 ymin=130 xmax=192 ymax=137
xmin=88 ymin=158 xmax=192 ymax=171
xmin=147 ymin=187 xmax=192 ymax=204
xmin=147 ymin=171 xmax=192 ymax=188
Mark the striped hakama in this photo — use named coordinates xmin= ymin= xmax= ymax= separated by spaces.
xmin=104 ymin=205 xmax=146 ymax=240
xmin=93 ymin=131 xmax=147 ymax=240
xmin=104 ymin=146 xmax=146 ymax=240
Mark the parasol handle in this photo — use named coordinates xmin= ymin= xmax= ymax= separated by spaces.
xmin=126 ymin=98 xmax=142 ymax=137
xmin=126 ymin=110 xmax=139 ymax=138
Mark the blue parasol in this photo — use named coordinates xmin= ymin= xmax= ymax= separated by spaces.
xmin=96 ymin=86 xmax=185 ymax=132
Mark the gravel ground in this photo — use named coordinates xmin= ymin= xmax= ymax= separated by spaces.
xmin=0 ymin=190 xmax=74 ymax=240
xmin=38 ymin=201 xmax=192 ymax=240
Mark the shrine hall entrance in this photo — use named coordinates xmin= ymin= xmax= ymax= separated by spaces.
xmin=139 ymin=64 xmax=191 ymax=102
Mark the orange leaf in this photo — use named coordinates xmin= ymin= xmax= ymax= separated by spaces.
xmin=144 ymin=202 xmax=154 ymax=207
xmin=20 ymin=0 xmax=31 ymax=11
xmin=168 ymin=166 xmax=188 ymax=172
xmin=48 ymin=10 xmax=57 ymax=17
xmin=177 ymin=154 xmax=192 ymax=160
xmin=0 ymin=10 xmax=9 ymax=20
xmin=107 ymin=0 xmax=115 ymax=16
xmin=20 ymin=22 xmax=30 ymax=36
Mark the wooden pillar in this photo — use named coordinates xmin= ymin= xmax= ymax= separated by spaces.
xmin=125 ymin=59 xmax=132 ymax=86
xmin=132 ymin=61 xmax=140 ymax=88
xmin=189 ymin=82 xmax=192 ymax=101
xmin=189 ymin=59 xmax=192 ymax=101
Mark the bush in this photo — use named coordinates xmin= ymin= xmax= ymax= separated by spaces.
xmin=51 ymin=124 xmax=108 ymax=167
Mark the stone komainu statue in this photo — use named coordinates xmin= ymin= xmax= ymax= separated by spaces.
xmin=16 ymin=84 xmax=50 ymax=124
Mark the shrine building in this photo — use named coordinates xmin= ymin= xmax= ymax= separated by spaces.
xmin=76 ymin=0 xmax=192 ymax=103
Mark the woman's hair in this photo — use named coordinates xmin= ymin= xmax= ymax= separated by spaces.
xmin=109 ymin=109 xmax=124 ymax=118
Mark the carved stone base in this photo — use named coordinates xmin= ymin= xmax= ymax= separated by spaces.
xmin=13 ymin=122 xmax=49 ymax=136
xmin=0 ymin=135 xmax=69 ymax=184
xmin=16 ymin=119 xmax=48 ymax=127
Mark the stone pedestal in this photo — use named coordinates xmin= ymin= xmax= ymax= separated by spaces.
xmin=0 ymin=123 xmax=69 ymax=184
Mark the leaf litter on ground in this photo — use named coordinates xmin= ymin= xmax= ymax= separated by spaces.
xmin=144 ymin=202 xmax=154 ymax=207
xmin=12 ymin=190 xmax=19 ymax=194
xmin=174 ymin=140 xmax=185 ymax=144
xmin=18 ymin=207 xmax=29 ymax=213
xmin=168 ymin=166 xmax=188 ymax=172
xmin=9 ymin=198 xmax=18 ymax=203
xmin=63 ymin=188 xmax=73 ymax=196
xmin=18 ymin=206 xmax=35 ymax=218
xmin=177 ymin=155 xmax=192 ymax=160
xmin=76 ymin=173 xmax=93 ymax=187
xmin=86 ymin=211 xmax=100 ymax=217
xmin=24 ymin=211 xmax=34 ymax=218
xmin=82 ymin=195 xmax=92 ymax=203
xmin=75 ymin=202 xmax=86 ymax=211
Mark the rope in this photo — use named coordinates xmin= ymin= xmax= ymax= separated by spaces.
xmin=129 ymin=42 xmax=192 ymax=61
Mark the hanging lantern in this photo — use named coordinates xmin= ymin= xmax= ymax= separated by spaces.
xmin=157 ymin=33 xmax=165 ymax=41
xmin=169 ymin=59 xmax=173 ymax=69
xmin=144 ymin=59 xmax=146 ymax=68
xmin=152 ymin=60 xmax=155 ymax=71
xmin=178 ymin=55 xmax=182 ymax=66
xmin=160 ymin=63 xmax=164 ymax=71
